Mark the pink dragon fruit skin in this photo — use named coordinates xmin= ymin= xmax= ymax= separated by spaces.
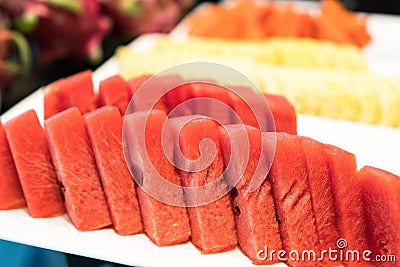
xmin=0 ymin=11 xmax=31 ymax=93
xmin=101 ymin=0 xmax=194 ymax=38
xmin=4 ymin=0 xmax=110 ymax=64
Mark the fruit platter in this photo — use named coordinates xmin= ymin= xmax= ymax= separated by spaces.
xmin=0 ymin=1 xmax=400 ymax=267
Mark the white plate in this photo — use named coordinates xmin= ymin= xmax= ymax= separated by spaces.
xmin=1 ymin=10 xmax=400 ymax=267
xmin=1 ymin=95 xmax=400 ymax=267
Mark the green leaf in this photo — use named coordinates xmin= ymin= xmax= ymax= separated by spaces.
xmin=8 ymin=30 xmax=32 ymax=74
xmin=0 ymin=60 xmax=20 ymax=74
xmin=45 ymin=0 xmax=83 ymax=14
xmin=88 ymin=45 xmax=103 ymax=65
xmin=14 ymin=12 xmax=39 ymax=33
xmin=120 ymin=0 xmax=142 ymax=17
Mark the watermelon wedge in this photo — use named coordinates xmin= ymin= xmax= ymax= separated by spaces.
xmin=325 ymin=145 xmax=371 ymax=266
xmin=266 ymin=132 xmax=321 ymax=267
xmin=45 ymin=107 xmax=112 ymax=231
xmin=168 ymin=116 xmax=237 ymax=254
xmin=98 ymin=75 xmax=130 ymax=114
xmin=359 ymin=166 xmax=400 ymax=267
xmin=228 ymin=86 xmax=276 ymax=133
xmin=0 ymin=121 xmax=26 ymax=210
xmin=127 ymin=74 xmax=152 ymax=97
xmin=301 ymin=137 xmax=341 ymax=266
xmin=4 ymin=110 xmax=65 ymax=218
xmin=123 ymin=109 xmax=191 ymax=246
xmin=228 ymin=86 xmax=265 ymax=130
xmin=188 ymin=82 xmax=232 ymax=124
xmin=44 ymin=70 xmax=97 ymax=119
xmin=85 ymin=106 xmax=142 ymax=235
xmin=264 ymin=93 xmax=297 ymax=134
xmin=219 ymin=125 xmax=282 ymax=264
xmin=128 ymin=75 xmax=180 ymax=112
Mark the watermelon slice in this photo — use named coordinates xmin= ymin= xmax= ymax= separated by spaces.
xmin=168 ymin=116 xmax=237 ymax=254
xmin=44 ymin=70 xmax=97 ymax=119
xmin=359 ymin=166 xmax=400 ymax=267
xmin=325 ymin=145 xmax=371 ymax=266
xmin=228 ymin=86 xmax=275 ymax=133
xmin=98 ymin=75 xmax=130 ymax=114
xmin=301 ymin=137 xmax=341 ymax=266
xmin=85 ymin=106 xmax=142 ymax=235
xmin=45 ymin=107 xmax=111 ymax=231
xmin=43 ymin=80 xmax=61 ymax=120
xmin=4 ymin=110 xmax=65 ymax=218
xmin=264 ymin=93 xmax=297 ymax=134
xmin=0 ymin=122 xmax=26 ymax=210
xmin=127 ymin=74 xmax=152 ymax=97
xmin=161 ymin=76 xmax=193 ymax=115
xmin=219 ymin=125 xmax=282 ymax=264
xmin=188 ymin=82 xmax=232 ymax=124
xmin=128 ymin=75 xmax=182 ymax=113
xmin=266 ymin=132 xmax=321 ymax=267
xmin=123 ymin=109 xmax=191 ymax=246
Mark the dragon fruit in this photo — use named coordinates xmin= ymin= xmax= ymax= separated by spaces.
xmin=100 ymin=0 xmax=195 ymax=38
xmin=0 ymin=10 xmax=31 ymax=94
xmin=1 ymin=0 xmax=110 ymax=64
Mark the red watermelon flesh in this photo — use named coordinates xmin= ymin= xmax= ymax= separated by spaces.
xmin=219 ymin=125 xmax=282 ymax=264
xmin=162 ymin=80 xmax=194 ymax=115
xmin=228 ymin=86 xmax=276 ymax=133
xmin=85 ymin=106 xmax=142 ymax=235
xmin=359 ymin=166 xmax=400 ymax=267
xmin=127 ymin=74 xmax=152 ymax=97
xmin=188 ymin=82 xmax=232 ymax=125
xmin=227 ymin=86 xmax=259 ymax=129
xmin=150 ymin=74 xmax=186 ymax=113
xmin=264 ymin=93 xmax=297 ymax=135
xmin=128 ymin=75 xmax=185 ymax=113
xmin=265 ymin=132 xmax=321 ymax=267
xmin=45 ymin=107 xmax=111 ymax=231
xmin=168 ymin=116 xmax=237 ymax=254
xmin=44 ymin=80 xmax=61 ymax=120
xmin=44 ymin=70 xmax=97 ymax=119
xmin=98 ymin=75 xmax=130 ymax=114
xmin=123 ymin=109 xmax=191 ymax=246
xmin=325 ymin=145 xmax=372 ymax=266
xmin=301 ymin=137 xmax=341 ymax=266
xmin=4 ymin=110 xmax=65 ymax=218
xmin=0 ymin=122 xmax=26 ymax=210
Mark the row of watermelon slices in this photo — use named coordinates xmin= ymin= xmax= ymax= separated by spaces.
xmin=0 ymin=71 xmax=398 ymax=266
xmin=43 ymin=70 xmax=298 ymax=135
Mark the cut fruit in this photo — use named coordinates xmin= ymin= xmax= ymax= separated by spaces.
xmin=301 ymin=137 xmax=341 ymax=266
xmin=44 ymin=70 xmax=97 ymax=119
xmin=266 ymin=132 xmax=321 ymax=267
xmin=85 ymin=106 xmax=142 ymax=235
xmin=325 ymin=145 xmax=372 ymax=266
xmin=0 ymin=121 xmax=26 ymax=210
xmin=127 ymin=74 xmax=151 ymax=97
xmin=128 ymin=75 xmax=178 ymax=112
xmin=45 ymin=107 xmax=112 ymax=231
xmin=189 ymin=82 xmax=232 ymax=124
xmin=228 ymin=86 xmax=272 ymax=131
xmin=264 ymin=93 xmax=297 ymax=134
xmin=219 ymin=125 xmax=282 ymax=264
xmin=4 ymin=110 xmax=65 ymax=218
xmin=123 ymin=109 xmax=191 ymax=246
xmin=359 ymin=166 xmax=400 ymax=267
xmin=98 ymin=75 xmax=130 ymax=114
xmin=167 ymin=115 xmax=237 ymax=254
